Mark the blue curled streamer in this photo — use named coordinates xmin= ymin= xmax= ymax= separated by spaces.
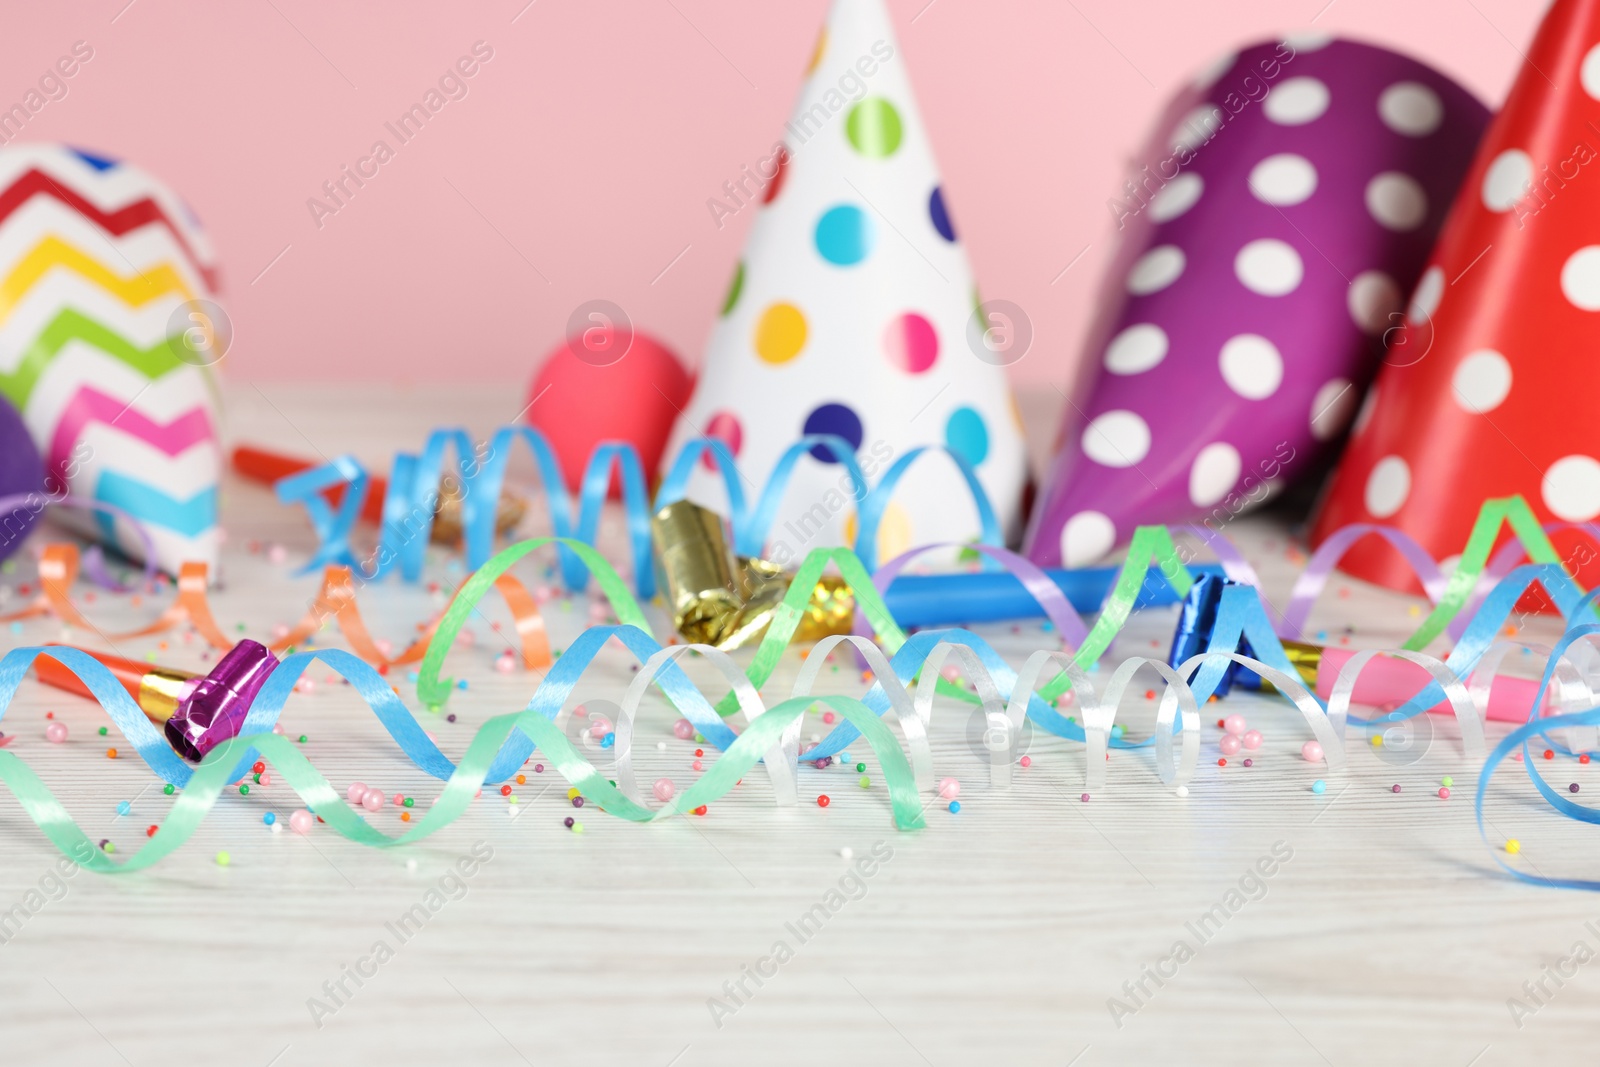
xmin=277 ymin=429 xmax=1002 ymax=596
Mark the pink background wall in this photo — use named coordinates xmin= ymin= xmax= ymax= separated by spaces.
xmin=2 ymin=0 xmax=1542 ymax=389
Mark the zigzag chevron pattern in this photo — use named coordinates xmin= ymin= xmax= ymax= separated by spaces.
xmin=0 ymin=308 xmax=219 ymax=411
xmin=0 ymin=235 xmax=197 ymax=325
xmin=0 ymin=169 xmax=219 ymax=289
xmin=48 ymin=384 xmax=214 ymax=473
xmin=0 ymin=143 xmax=223 ymax=575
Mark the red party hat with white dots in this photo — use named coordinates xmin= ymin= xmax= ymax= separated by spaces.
xmin=1311 ymin=0 xmax=1600 ymax=588
xmin=663 ymin=0 xmax=1027 ymax=565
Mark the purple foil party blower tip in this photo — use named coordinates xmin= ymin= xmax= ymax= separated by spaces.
xmin=163 ymin=640 xmax=279 ymax=762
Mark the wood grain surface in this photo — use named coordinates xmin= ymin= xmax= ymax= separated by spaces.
xmin=0 ymin=386 xmax=1592 ymax=1066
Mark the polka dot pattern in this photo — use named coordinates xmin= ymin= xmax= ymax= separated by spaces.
xmin=1451 ymin=350 xmax=1512 ymax=413
xmin=677 ymin=0 xmax=1030 ymax=563
xmin=1150 ymin=174 xmax=1204 ymax=221
xmin=802 ymin=402 xmax=863 ymax=462
xmin=846 ymin=98 xmax=903 ymax=157
xmin=1219 ymin=334 xmax=1284 ymax=399
xmin=814 ymin=205 xmax=873 ymax=266
xmin=1364 ymin=456 xmax=1410 ymax=517
xmin=928 ymin=186 xmax=956 ymax=242
xmin=1189 ymin=442 xmax=1241 ymax=506
xmin=1481 ymin=150 xmax=1533 ymax=212
xmin=883 ymin=312 xmax=939 ymax=374
xmin=754 ymin=303 xmax=807 ymax=364
xmin=944 ymin=406 xmax=989 ymax=465
xmin=700 ymin=411 xmax=743 ymax=471
xmin=1264 ymin=77 xmax=1330 ymax=125
xmin=1408 ymin=266 xmax=1444 ymax=322
xmin=1378 ymin=82 xmax=1443 ymax=136
xmin=1081 ymin=410 xmax=1151 ymax=467
xmin=1023 ymin=36 xmax=1491 ymax=572
xmin=1234 ymin=239 xmax=1303 ymax=296
xmin=1544 ymin=456 xmax=1600 ymax=521
xmin=1104 ymin=323 xmax=1168 ymax=375
xmin=1060 ymin=511 xmax=1116 ymax=567
xmin=1562 ymin=246 xmax=1600 ymax=311
xmin=1127 ymin=246 xmax=1185 ymax=295
xmin=1347 ymin=271 xmax=1401 ymax=334
xmin=1365 ymin=172 xmax=1428 ymax=231
xmin=1249 ymin=154 xmax=1317 ymax=205
xmin=1584 ymin=44 xmax=1600 ymax=101
xmin=1309 ymin=379 xmax=1356 ymax=441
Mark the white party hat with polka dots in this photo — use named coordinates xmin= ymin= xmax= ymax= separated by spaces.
xmin=1313 ymin=0 xmax=1600 ymax=591
xmin=663 ymin=0 xmax=1027 ymax=567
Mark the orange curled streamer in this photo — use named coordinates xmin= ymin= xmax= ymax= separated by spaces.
xmin=0 ymin=543 xmax=552 ymax=672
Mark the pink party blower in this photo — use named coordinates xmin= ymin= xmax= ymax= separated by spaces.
xmin=1169 ymin=575 xmax=1545 ymax=723
xmin=163 ymin=640 xmax=278 ymax=761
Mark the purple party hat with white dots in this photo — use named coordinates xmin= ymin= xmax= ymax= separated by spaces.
xmin=664 ymin=0 xmax=1028 ymax=565
xmin=1024 ymin=34 xmax=1488 ymax=568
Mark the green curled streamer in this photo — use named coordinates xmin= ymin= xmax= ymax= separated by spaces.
xmin=0 ymin=688 xmax=922 ymax=874
xmin=418 ymin=536 xmax=654 ymax=709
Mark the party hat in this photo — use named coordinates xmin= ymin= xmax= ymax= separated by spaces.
xmin=0 ymin=144 xmax=224 ymax=576
xmin=663 ymin=0 xmax=1027 ymax=565
xmin=1312 ymin=0 xmax=1600 ymax=588
xmin=1024 ymin=36 xmax=1488 ymax=568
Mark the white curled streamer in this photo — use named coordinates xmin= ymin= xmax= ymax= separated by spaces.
xmin=1321 ymin=648 xmax=1484 ymax=760
xmin=791 ymin=635 xmax=929 ymax=790
xmin=912 ymin=643 xmax=1012 ymax=789
xmin=612 ymin=644 xmax=798 ymax=808
xmin=1476 ymin=637 xmax=1600 ymax=754
xmin=1010 ymin=651 xmax=1201 ymax=794
xmin=1179 ymin=652 xmax=1347 ymax=775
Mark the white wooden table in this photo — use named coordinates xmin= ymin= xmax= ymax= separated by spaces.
xmin=0 ymin=385 xmax=1592 ymax=1066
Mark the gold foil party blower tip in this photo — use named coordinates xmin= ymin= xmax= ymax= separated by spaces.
xmin=650 ymin=500 xmax=854 ymax=649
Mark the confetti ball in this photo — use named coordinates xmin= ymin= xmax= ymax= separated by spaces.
xmin=1441 ymin=776 xmax=1454 ymax=788
xmin=1392 ymin=784 xmax=1402 ymax=793
xmin=361 ymin=788 xmax=384 ymax=812
xmin=1223 ymin=714 xmax=1247 ymax=737
xmin=856 ymin=762 xmax=867 ymax=773
xmin=1218 ymin=757 xmax=1228 ymax=767
xmin=817 ymin=795 xmax=831 ymax=807
xmin=564 ymin=817 xmax=575 ymax=828
xmin=1571 ymin=783 xmax=1581 ymax=793
xmin=289 ymin=810 xmax=315 ymax=834
xmin=1311 ymin=780 xmax=1327 ymax=795
xmin=116 ymin=801 xmax=130 ymax=816
xmin=1242 ymin=730 xmax=1263 ymax=750
xmin=653 ymin=778 xmax=675 ymax=802
xmin=841 ymin=847 xmax=854 ymax=860
xmin=937 ymin=777 xmax=961 ymax=800
xmin=215 ymin=851 xmax=231 ymax=867
xmin=1081 ymin=793 xmax=1091 ymax=802
xmin=1302 ymin=741 xmax=1324 ymax=763
xmin=146 ymin=826 xmax=157 ymax=837
xmin=1438 ymin=787 xmax=1450 ymax=799
xmin=1176 ymin=786 xmax=1189 ymax=798
xmin=1370 ymin=735 xmax=1384 ymax=748
xmin=571 ymin=821 xmax=585 ymax=834
xmin=673 ymin=718 xmax=695 ymax=740
xmin=98 ymin=726 xmax=107 ymax=736
xmin=1242 ymin=758 xmax=1253 ymax=767
xmin=948 ymin=800 xmax=960 ymax=813
xmin=858 ymin=776 xmax=870 ymax=789
xmin=572 ymin=797 xmax=585 ymax=808
xmin=392 ymin=793 xmax=405 ymax=807
xmin=44 ymin=722 xmax=66 ymax=743
xmin=1582 ymin=754 xmax=1592 ymax=765
xmin=163 ymin=784 xmax=175 ymax=795
xmin=1219 ymin=734 xmax=1243 ymax=756
xmin=1545 ymin=749 xmax=1555 ymax=760
xmin=692 ymin=805 xmax=708 ymax=816
xmin=1019 ymin=755 xmax=1032 ymax=768
xmin=346 ymin=782 xmax=367 ymax=803
xmin=1506 ymin=839 xmax=1521 ymax=855
xmin=263 ymin=812 xmax=276 ymax=825
xmin=692 ymin=759 xmax=704 ymax=772
xmin=238 ymin=784 xmax=249 ymax=796
xmin=106 ymin=747 xmax=117 ymax=759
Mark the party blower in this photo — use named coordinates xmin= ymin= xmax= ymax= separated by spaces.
xmin=34 ymin=640 xmax=279 ymax=760
xmin=1166 ymin=576 xmax=1545 ymax=723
